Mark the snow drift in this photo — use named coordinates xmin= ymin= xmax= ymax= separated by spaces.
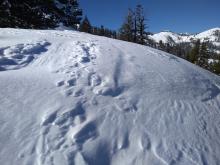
xmin=0 ymin=28 xmax=220 ymax=165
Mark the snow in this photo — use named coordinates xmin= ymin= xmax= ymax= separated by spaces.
xmin=208 ymin=59 xmax=219 ymax=64
xmin=150 ymin=27 xmax=220 ymax=44
xmin=0 ymin=28 xmax=220 ymax=165
xmin=208 ymin=59 xmax=215 ymax=64
xmin=148 ymin=31 xmax=183 ymax=43
xmin=195 ymin=28 xmax=220 ymax=42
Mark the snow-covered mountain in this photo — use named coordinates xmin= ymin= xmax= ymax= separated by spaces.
xmin=149 ymin=28 xmax=220 ymax=46
xmin=0 ymin=28 xmax=220 ymax=165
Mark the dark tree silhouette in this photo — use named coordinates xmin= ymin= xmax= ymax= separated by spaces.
xmin=80 ymin=16 xmax=92 ymax=33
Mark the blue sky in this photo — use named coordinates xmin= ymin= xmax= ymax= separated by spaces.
xmin=79 ymin=0 xmax=220 ymax=33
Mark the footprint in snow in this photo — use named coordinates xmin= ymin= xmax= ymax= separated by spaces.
xmin=154 ymin=140 xmax=184 ymax=165
xmin=114 ymin=97 xmax=138 ymax=112
xmin=56 ymin=80 xmax=65 ymax=87
xmin=79 ymin=56 xmax=90 ymax=63
xmin=88 ymin=73 xmax=102 ymax=87
xmin=66 ymin=78 xmax=77 ymax=87
xmin=140 ymin=132 xmax=151 ymax=151
xmin=55 ymin=77 xmax=80 ymax=97
xmin=73 ymin=121 xmax=98 ymax=145
xmin=38 ymin=102 xmax=89 ymax=164
xmin=63 ymin=88 xmax=84 ymax=97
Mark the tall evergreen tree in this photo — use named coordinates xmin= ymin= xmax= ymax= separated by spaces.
xmin=188 ymin=40 xmax=200 ymax=63
xmin=119 ymin=5 xmax=148 ymax=44
xmin=119 ymin=9 xmax=134 ymax=42
xmin=198 ymin=42 xmax=209 ymax=69
xmin=214 ymin=30 xmax=220 ymax=42
xmin=158 ymin=40 xmax=165 ymax=50
xmin=135 ymin=4 xmax=147 ymax=44
xmin=212 ymin=59 xmax=220 ymax=75
xmin=64 ymin=0 xmax=82 ymax=29
xmin=80 ymin=16 xmax=92 ymax=33
xmin=0 ymin=0 xmax=11 ymax=27
xmin=0 ymin=0 xmax=59 ymax=28
xmin=0 ymin=0 xmax=82 ymax=29
xmin=100 ymin=25 xmax=105 ymax=36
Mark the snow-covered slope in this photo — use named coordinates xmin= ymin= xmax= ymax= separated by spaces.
xmin=149 ymin=28 xmax=220 ymax=45
xmin=148 ymin=31 xmax=184 ymax=44
xmin=194 ymin=28 xmax=220 ymax=46
xmin=0 ymin=28 xmax=220 ymax=165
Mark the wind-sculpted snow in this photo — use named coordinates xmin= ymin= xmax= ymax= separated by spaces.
xmin=0 ymin=41 xmax=50 ymax=71
xmin=0 ymin=28 xmax=220 ymax=165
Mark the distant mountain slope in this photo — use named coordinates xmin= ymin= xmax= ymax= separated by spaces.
xmin=0 ymin=28 xmax=220 ymax=165
xmin=149 ymin=28 xmax=220 ymax=46
xmin=195 ymin=28 xmax=220 ymax=46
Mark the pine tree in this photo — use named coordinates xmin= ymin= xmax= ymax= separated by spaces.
xmin=112 ymin=30 xmax=118 ymax=39
xmin=119 ymin=5 xmax=148 ymax=44
xmin=0 ymin=0 xmax=83 ymax=29
xmin=100 ymin=25 xmax=105 ymax=36
xmin=0 ymin=0 xmax=11 ymax=27
xmin=80 ymin=16 xmax=92 ymax=33
xmin=119 ymin=9 xmax=134 ymax=42
xmin=1 ymin=0 xmax=59 ymax=28
xmin=198 ymin=42 xmax=209 ymax=69
xmin=214 ymin=30 xmax=220 ymax=42
xmin=211 ymin=55 xmax=220 ymax=74
xmin=64 ymin=0 xmax=82 ymax=29
xmin=158 ymin=40 xmax=165 ymax=50
xmin=91 ymin=26 xmax=99 ymax=35
xmin=165 ymin=43 xmax=172 ymax=53
xmin=135 ymin=4 xmax=147 ymax=44
xmin=188 ymin=40 xmax=200 ymax=63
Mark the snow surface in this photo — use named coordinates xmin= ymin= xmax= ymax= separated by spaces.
xmin=0 ymin=28 xmax=220 ymax=165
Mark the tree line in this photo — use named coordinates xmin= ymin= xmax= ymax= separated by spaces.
xmin=79 ymin=16 xmax=117 ymax=38
xmin=79 ymin=3 xmax=220 ymax=75
xmin=152 ymin=38 xmax=220 ymax=75
xmin=79 ymin=5 xmax=148 ymax=45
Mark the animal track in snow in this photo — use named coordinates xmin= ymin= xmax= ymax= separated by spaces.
xmin=41 ymin=110 xmax=58 ymax=126
xmin=75 ymin=41 xmax=98 ymax=66
xmin=180 ymin=141 xmax=202 ymax=165
xmin=88 ymin=73 xmax=102 ymax=87
xmin=73 ymin=121 xmax=98 ymax=144
xmin=38 ymin=102 xmax=90 ymax=165
xmin=139 ymin=132 xmax=151 ymax=151
xmin=91 ymin=53 xmax=127 ymax=98
xmin=114 ymin=97 xmax=138 ymax=113
xmin=55 ymin=80 xmax=65 ymax=87
xmin=154 ymin=140 xmax=184 ymax=165
xmin=54 ymin=41 xmax=100 ymax=98
xmin=62 ymin=88 xmax=85 ymax=97
xmin=66 ymin=78 xmax=77 ymax=87
xmin=92 ymin=82 xmax=125 ymax=97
